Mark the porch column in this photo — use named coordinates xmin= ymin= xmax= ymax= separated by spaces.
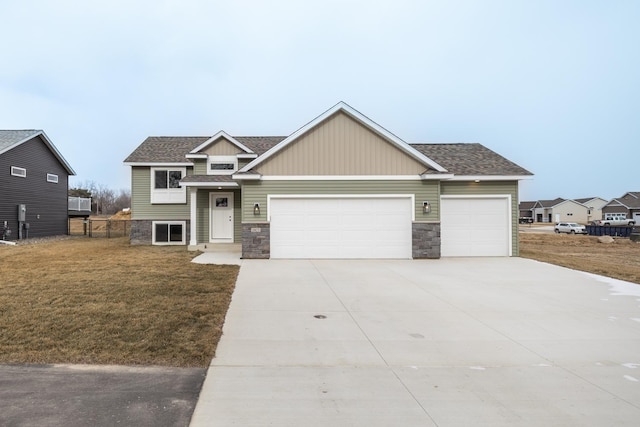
xmin=189 ymin=188 xmax=197 ymax=246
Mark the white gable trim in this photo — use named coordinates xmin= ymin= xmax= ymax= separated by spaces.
xmin=189 ymin=131 xmax=254 ymax=154
xmin=238 ymin=102 xmax=448 ymax=173
xmin=0 ymin=130 xmax=76 ymax=175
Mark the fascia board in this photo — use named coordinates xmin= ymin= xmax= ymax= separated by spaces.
xmin=189 ymin=131 xmax=254 ymax=154
xmin=239 ymin=102 xmax=448 ymax=173
xmin=231 ymin=173 xmax=262 ymax=180
xmin=421 ymin=174 xmax=454 ymax=180
xmin=180 ymin=182 xmax=239 ymax=188
xmin=124 ymin=162 xmax=193 ymax=167
xmin=446 ymin=175 xmax=534 ymax=181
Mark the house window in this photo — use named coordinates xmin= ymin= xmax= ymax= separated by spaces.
xmin=11 ymin=166 xmax=26 ymax=177
xmin=208 ymin=156 xmax=237 ymax=175
xmin=47 ymin=173 xmax=59 ymax=183
xmin=150 ymin=167 xmax=186 ymax=204
xmin=154 ymin=170 xmax=182 ymax=189
xmin=152 ymin=221 xmax=185 ymax=245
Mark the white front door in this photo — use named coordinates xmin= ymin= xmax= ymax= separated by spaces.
xmin=210 ymin=192 xmax=234 ymax=242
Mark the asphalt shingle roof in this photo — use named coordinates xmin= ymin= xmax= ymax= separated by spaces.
xmin=124 ymin=137 xmax=208 ymax=163
xmin=411 ymin=143 xmax=533 ymax=176
xmin=0 ymin=130 xmax=42 ymax=152
xmin=537 ymin=198 xmax=566 ymax=208
xmin=125 ymin=137 xmax=532 ymax=179
xmin=124 ymin=136 xmax=286 ymax=163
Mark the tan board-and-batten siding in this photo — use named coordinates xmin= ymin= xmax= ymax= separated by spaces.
xmin=255 ymin=112 xmax=427 ymax=176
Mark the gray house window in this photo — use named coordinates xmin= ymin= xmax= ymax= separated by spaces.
xmin=47 ymin=173 xmax=59 ymax=183
xmin=11 ymin=166 xmax=26 ymax=177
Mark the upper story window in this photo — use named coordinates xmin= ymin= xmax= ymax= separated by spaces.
xmin=208 ymin=156 xmax=237 ymax=175
xmin=47 ymin=173 xmax=59 ymax=183
xmin=11 ymin=166 xmax=26 ymax=177
xmin=151 ymin=167 xmax=186 ymax=204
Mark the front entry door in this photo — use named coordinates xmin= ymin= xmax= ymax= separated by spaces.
xmin=210 ymin=192 xmax=234 ymax=242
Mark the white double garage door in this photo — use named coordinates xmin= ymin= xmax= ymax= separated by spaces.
xmin=269 ymin=195 xmax=511 ymax=259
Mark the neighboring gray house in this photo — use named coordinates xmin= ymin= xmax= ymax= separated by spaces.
xmin=124 ymin=102 xmax=533 ymax=258
xmin=0 ymin=130 xmax=75 ymax=240
xmin=602 ymin=192 xmax=640 ymax=223
xmin=519 ymin=201 xmax=536 ymax=220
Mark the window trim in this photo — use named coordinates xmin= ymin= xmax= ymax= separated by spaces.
xmin=150 ymin=167 xmax=187 ymax=204
xmin=207 ymin=156 xmax=238 ymax=175
xmin=47 ymin=173 xmax=59 ymax=183
xmin=11 ymin=166 xmax=26 ymax=177
xmin=152 ymin=221 xmax=186 ymax=245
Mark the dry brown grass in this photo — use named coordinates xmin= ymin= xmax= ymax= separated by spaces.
xmin=0 ymin=237 xmax=238 ymax=367
xmin=520 ymin=232 xmax=640 ymax=284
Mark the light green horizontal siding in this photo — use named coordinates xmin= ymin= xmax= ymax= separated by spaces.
xmin=240 ymin=180 xmax=440 ymax=223
xmin=130 ymin=167 xmax=191 ymax=220
xmin=193 ymin=159 xmax=207 ymax=175
xmin=441 ymin=180 xmax=520 ymax=256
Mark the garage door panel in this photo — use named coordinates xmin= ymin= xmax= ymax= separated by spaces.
xmin=441 ymin=197 xmax=510 ymax=257
xmin=270 ymin=197 xmax=412 ymax=259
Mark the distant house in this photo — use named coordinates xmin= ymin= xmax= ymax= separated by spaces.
xmin=0 ymin=130 xmax=75 ymax=240
xmin=573 ymin=197 xmax=608 ymax=224
xmin=518 ymin=201 xmax=536 ymax=220
xmin=532 ymin=198 xmax=595 ymax=223
xmin=124 ymin=102 xmax=533 ymax=258
xmin=602 ymin=192 xmax=640 ymax=223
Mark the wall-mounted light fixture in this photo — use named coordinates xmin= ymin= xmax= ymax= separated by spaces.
xmin=422 ymin=201 xmax=430 ymax=214
xmin=253 ymin=203 xmax=260 ymax=215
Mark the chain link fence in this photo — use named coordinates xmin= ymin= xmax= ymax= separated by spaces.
xmin=69 ymin=217 xmax=131 ymax=238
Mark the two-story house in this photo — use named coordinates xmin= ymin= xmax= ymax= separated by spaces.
xmin=1 ymin=130 xmax=75 ymax=240
xmin=124 ymin=102 xmax=532 ymax=259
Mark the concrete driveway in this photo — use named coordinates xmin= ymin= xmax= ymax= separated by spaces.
xmin=190 ymin=257 xmax=640 ymax=426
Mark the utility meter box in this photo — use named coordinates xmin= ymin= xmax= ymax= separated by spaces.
xmin=18 ymin=204 xmax=26 ymax=222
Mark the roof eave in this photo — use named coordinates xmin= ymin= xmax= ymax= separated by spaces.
xmin=180 ymin=182 xmax=239 ymax=188
xmin=231 ymin=173 xmax=262 ymax=180
xmin=446 ymin=175 xmax=534 ymax=181
xmin=124 ymin=162 xmax=193 ymax=167
xmin=420 ymin=173 xmax=455 ymax=180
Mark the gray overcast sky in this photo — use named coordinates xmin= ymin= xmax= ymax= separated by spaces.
xmin=1 ymin=0 xmax=638 ymax=201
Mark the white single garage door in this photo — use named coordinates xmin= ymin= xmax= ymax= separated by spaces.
xmin=440 ymin=197 xmax=511 ymax=257
xmin=270 ymin=197 xmax=412 ymax=259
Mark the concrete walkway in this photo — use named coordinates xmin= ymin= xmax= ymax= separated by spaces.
xmin=190 ymin=258 xmax=640 ymax=426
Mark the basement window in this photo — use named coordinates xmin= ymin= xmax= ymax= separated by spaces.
xmin=152 ymin=221 xmax=185 ymax=245
xmin=11 ymin=166 xmax=26 ymax=177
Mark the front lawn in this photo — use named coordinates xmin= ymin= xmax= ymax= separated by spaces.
xmin=0 ymin=237 xmax=238 ymax=367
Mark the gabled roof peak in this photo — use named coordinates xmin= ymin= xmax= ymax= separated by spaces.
xmin=238 ymin=101 xmax=448 ymax=174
